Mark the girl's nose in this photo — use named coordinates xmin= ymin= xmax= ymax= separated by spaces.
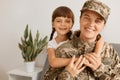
xmin=61 ymin=21 xmax=66 ymax=26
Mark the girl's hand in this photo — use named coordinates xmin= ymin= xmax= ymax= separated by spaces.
xmin=95 ymin=36 xmax=104 ymax=56
xmin=84 ymin=53 xmax=101 ymax=71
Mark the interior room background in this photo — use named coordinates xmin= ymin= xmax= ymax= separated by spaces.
xmin=0 ymin=0 xmax=120 ymax=80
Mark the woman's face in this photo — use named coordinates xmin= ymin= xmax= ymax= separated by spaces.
xmin=80 ymin=10 xmax=105 ymax=42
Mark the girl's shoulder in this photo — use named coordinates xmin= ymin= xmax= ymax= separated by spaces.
xmin=47 ymin=39 xmax=57 ymax=49
xmin=48 ymin=39 xmax=56 ymax=44
xmin=47 ymin=39 xmax=69 ymax=49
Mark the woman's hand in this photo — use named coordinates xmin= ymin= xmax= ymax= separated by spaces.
xmin=65 ymin=55 xmax=86 ymax=77
xmin=84 ymin=53 xmax=102 ymax=71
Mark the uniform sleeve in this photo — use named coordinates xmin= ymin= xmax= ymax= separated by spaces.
xmin=93 ymin=43 xmax=120 ymax=80
xmin=58 ymin=69 xmax=75 ymax=80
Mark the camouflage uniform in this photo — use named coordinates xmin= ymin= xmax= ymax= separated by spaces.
xmin=44 ymin=31 xmax=120 ymax=80
xmin=44 ymin=0 xmax=119 ymax=80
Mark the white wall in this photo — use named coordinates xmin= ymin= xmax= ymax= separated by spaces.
xmin=0 ymin=0 xmax=120 ymax=80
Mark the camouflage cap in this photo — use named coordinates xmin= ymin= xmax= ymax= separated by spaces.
xmin=81 ymin=0 xmax=110 ymax=22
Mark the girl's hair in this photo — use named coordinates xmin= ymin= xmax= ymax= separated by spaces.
xmin=49 ymin=6 xmax=74 ymax=41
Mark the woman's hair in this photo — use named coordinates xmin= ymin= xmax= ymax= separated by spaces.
xmin=49 ymin=6 xmax=74 ymax=41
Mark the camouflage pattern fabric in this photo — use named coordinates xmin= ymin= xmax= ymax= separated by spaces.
xmin=81 ymin=0 xmax=110 ymax=22
xmin=44 ymin=30 xmax=120 ymax=80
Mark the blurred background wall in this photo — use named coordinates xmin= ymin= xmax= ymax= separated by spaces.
xmin=0 ymin=0 xmax=120 ymax=80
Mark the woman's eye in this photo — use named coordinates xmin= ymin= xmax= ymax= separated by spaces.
xmin=84 ymin=17 xmax=90 ymax=20
xmin=95 ymin=20 xmax=102 ymax=24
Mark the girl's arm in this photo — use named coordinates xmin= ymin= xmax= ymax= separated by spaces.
xmin=83 ymin=36 xmax=104 ymax=71
xmin=94 ymin=36 xmax=104 ymax=56
xmin=47 ymin=48 xmax=71 ymax=68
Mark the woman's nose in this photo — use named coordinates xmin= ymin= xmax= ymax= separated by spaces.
xmin=89 ymin=21 xmax=95 ymax=27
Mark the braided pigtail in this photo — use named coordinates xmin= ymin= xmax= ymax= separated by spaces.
xmin=66 ymin=30 xmax=72 ymax=40
xmin=49 ymin=28 xmax=55 ymax=41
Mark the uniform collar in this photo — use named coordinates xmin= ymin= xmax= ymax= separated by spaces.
xmin=71 ymin=30 xmax=101 ymax=50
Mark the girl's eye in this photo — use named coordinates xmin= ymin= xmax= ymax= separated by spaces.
xmin=56 ymin=20 xmax=61 ymax=22
xmin=66 ymin=20 xmax=71 ymax=23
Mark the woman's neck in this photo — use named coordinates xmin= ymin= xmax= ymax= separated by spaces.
xmin=79 ymin=35 xmax=96 ymax=43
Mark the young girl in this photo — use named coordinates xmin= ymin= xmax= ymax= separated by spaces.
xmin=47 ymin=6 xmax=74 ymax=68
xmin=44 ymin=6 xmax=104 ymax=80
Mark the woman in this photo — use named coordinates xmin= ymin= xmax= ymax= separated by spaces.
xmin=56 ymin=0 xmax=120 ymax=80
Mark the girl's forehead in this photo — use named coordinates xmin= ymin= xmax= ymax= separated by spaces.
xmin=55 ymin=16 xmax=72 ymax=19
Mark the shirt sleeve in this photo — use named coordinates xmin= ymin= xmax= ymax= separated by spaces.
xmin=47 ymin=40 xmax=54 ymax=49
xmin=93 ymin=43 xmax=120 ymax=80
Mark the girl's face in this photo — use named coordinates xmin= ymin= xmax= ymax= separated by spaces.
xmin=80 ymin=10 xmax=105 ymax=42
xmin=52 ymin=17 xmax=73 ymax=36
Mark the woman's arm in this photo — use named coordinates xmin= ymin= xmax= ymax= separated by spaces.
xmin=93 ymin=43 xmax=120 ymax=79
xmin=58 ymin=55 xmax=86 ymax=80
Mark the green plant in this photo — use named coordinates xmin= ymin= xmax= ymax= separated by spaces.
xmin=18 ymin=25 xmax=48 ymax=62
